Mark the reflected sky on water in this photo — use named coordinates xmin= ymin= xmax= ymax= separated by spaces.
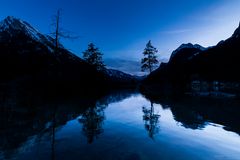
xmin=1 ymin=92 xmax=240 ymax=160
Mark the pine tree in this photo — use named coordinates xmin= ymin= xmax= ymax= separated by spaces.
xmin=142 ymin=102 xmax=160 ymax=139
xmin=141 ymin=40 xmax=159 ymax=73
xmin=83 ymin=43 xmax=105 ymax=70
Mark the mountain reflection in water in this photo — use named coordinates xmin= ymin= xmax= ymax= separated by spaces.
xmin=0 ymin=88 xmax=240 ymax=160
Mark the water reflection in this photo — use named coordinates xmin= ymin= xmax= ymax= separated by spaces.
xmin=0 ymin=86 xmax=95 ymax=159
xmin=171 ymin=105 xmax=207 ymax=130
xmin=78 ymin=102 xmax=106 ymax=144
xmin=142 ymin=92 xmax=240 ymax=134
xmin=142 ymin=102 xmax=160 ymax=139
xmin=0 ymin=88 xmax=240 ymax=159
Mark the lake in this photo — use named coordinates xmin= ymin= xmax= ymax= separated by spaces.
xmin=0 ymin=90 xmax=240 ymax=160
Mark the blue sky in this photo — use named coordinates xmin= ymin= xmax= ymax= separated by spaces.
xmin=0 ymin=0 xmax=240 ymax=61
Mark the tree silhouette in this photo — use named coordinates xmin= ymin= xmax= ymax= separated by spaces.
xmin=142 ymin=102 xmax=160 ymax=139
xmin=141 ymin=40 xmax=159 ymax=73
xmin=78 ymin=102 xmax=106 ymax=144
xmin=83 ymin=43 xmax=105 ymax=71
xmin=51 ymin=9 xmax=78 ymax=55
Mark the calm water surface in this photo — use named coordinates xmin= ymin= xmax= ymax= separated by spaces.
xmin=1 ymin=91 xmax=240 ymax=160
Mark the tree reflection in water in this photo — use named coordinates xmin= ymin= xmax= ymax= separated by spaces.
xmin=78 ymin=102 xmax=106 ymax=144
xmin=142 ymin=102 xmax=160 ymax=139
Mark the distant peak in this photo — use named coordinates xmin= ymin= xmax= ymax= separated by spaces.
xmin=1 ymin=16 xmax=21 ymax=26
xmin=178 ymin=43 xmax=205 ymax=50
xmin=172 ymin=43 xmax=205 ymax=54
xmin=5 ymin=16 xmax=17 ymax=21
xmin=0 ymin=16 xmax=41 ymax=31
xmin=232 ymin=21 xmax=240 ymax=38
xmin=0 ymin=16 xmax=45 ymax=42
xmin=1 ymin=16 xmax=22 ymax=30
xmin=169 ymin=43 xmax=205 ymax=60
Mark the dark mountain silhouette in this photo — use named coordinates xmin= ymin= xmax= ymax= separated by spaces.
xmin=168 ymin=43 xmax=206 ymax=63
xmin=0 ymin=16 xmax=136 ymax=92
xmin=144 ymin=22 xmax=240 ymax=94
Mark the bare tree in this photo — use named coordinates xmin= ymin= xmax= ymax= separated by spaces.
xmin=51 ymin=9 xmax=79 ymax=55
xmin=54 ymin=10 xmax=60 ymax=54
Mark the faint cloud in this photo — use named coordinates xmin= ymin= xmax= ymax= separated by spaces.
xmin=160 ymin=29 xmax=191 ymax=34
xmin=192 ymin=16 xmax=224 ymax=23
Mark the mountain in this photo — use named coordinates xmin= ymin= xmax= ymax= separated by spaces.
xmin=146 ymin=43 xmax=206 ymax=83
xmin=0 ymin=16 xmax=100 ymax=88
xmin=105 ymin=58 xmax=147 ymax=76
xmin=168 ymin=43 xmax=205 ymax=63
xmin=232 ymin=22 xmax=240 ymax=38
xmin=0 ymin=16 xmax=136 ymax=92
xmin=103 ymin=68 xmax=137 ymax=86
xmin=0 ymin=16 xmax=55 ymax=48
xmin=169 ymin=43 xmax=205 ymax=61
xmin=144 ymin=22 xmax=240 ymax=94
xmin=188 ymin=22 xmax=240 ymax=81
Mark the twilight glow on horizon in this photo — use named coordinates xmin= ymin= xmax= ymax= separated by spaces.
xmin=0 ymin=0 xmax=240 ymax=61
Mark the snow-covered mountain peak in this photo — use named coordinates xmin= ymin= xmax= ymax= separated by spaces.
xmin=0 ymin=16 xmax=45 ymax=42
xmin=0 ymin=16 xmax=62 ymax=54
